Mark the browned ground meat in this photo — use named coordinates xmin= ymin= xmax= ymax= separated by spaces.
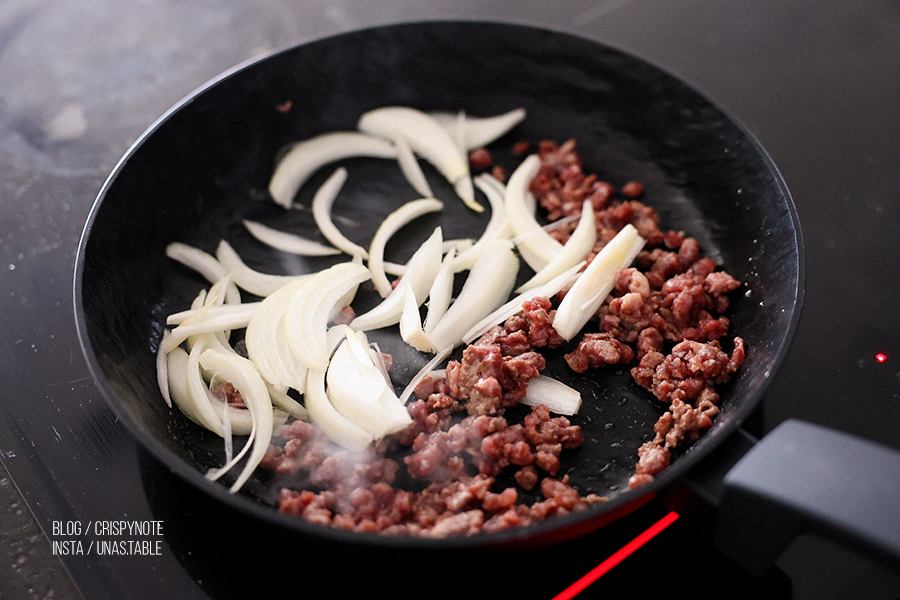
xmin=261 ymin=137 xmax=745 ymax=535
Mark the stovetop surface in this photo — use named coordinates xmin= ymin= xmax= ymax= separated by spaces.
xmin=2 ymin=1 xmax=899 ymax=599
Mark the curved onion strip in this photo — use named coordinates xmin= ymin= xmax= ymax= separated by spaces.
xmin=305 ymin=368 xmax=374 ymax=452
xmin=394 ymin=136 xmax=433 ymax=198
xmin=183 ymin=337 xmax=226 ymax=434
xmin=357 ymin=106 xmax=482 ymax=212
xmin=166 ymin=242 xmax=242 ymax=305
xmin=422 ymin=247 xmax=456 ymax=334
xmin=199 ymin=348 xmax=274 ymax=493
xmin=216 ymin=240 xmax=309 ymax=297
xmin=520 ymin=375 xmax=582 ymax=415
xmin=326 ymin=330 xmax=412 ymax=438
xmin=245 ymin=279 xmax=307 ymax=391
xmin=284 ymin=262 xmax=371 ymax=370
xmin=268 ymin=131 xmax=398 ymax=208
xmin=398 ymin=348 xmax=451 ymax=405
xmin=553 ymin=224 xmax=644 ymax=341
xmin=265 ymin=383 xmax=308 ymax=421
xmin=505 ymin=154 xmax=563 ymax=271
xmin=368 ymin=199 xmax=443 ymax=297
xmin=430 ymin=107 xmax=527 ymax=151
xmin=157 ymin=330 xmax=173 ymax=407
xmin=350 ymin=227 xmax=443 ymax=332
xmin=462 ymin=261 xmax=584 ymax=345
xmin=516 ymin=200 xmax=597 ymax=293
xmin=160 ymin=303 xmax=254 ymax=354
xmin=310 ymin=167 xmax=370 ymax=259
xmin=399 ymin=279 xmax=433 ymax=352
xmin=426 ymin=238 xmax=519 ymax=353
xmin=242 ymin=219 xmax=340 ymax=256
xmin=166 ymin=302 xmax=257 ymax=327
xmin=451 ymin=173 xmax=510 ymax=272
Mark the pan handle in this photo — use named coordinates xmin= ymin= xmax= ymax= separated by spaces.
xmin=672 ymin=419 xmax=900 ymax=576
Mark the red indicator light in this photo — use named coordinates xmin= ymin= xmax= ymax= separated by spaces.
xmin=552 ymin=511 xmax=680 ymax=600
xmin=876 ymin=353 xmax=888 ymax=363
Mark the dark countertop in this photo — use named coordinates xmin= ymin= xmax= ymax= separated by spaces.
xmin=1 ymin=1 xmax=899 ymax=598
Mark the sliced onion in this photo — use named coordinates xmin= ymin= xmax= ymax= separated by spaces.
xmin=242 ymin=219 xmax=340 ymax=256
xmin=350 ymin=227 xmax=444 ymax=332
xmin=244 ymin=279 xmax=308 ymax=392
xmin=394 ymin=136 xmax=434 ymax=198
xmin=304 ymin=368 xmax=374 ymax=452
xmin=310 ymin=167 xmax=370 ymax=259
xmin=450 ymin=174 xmax=510 ymax=272
xmin=284 ymin=261 xmax=371 ymax=370
xmin=160 ymin=302 xmax=255 ymax=354
xmin=166 ymin=242 xmax=242 ymax=305
xmin=426 ymin=238 xmax=519 ymax=353
xmin=326 ymin=329 xmax=412 ymax=439
xmin=520 ymin=375 xmax=582 ymax=415
xmin=368 ymin=199 xmax=443 ymax=297
xmin=199 ymin=348 xmax=274 ymax=493
xmin=553 ymin=224 xmax=644 ymax=341
xmin=216 ymin=239 xmax=309 ymax=297
xmin=516 ymin=200 xmax=597 ymax=293
xmin=166 ymin=302 xmax=257 ymax=327
xmin=399 ymin=279 xmax=433 ymax=352
xmin=462 ymin=261 xmax=584 ymax=344
xmin=505 ymin=154 xmax=563 ymax=271
xmin=430 ymin=107 xmax=527 ymax=151
xmin=157 ymin=330 xmax=173 ymax=407
xmin=398 ymin=348 xmax=451 ymax=405
xmin=268 ymin=131 xmax=398 ymax=208
xmin=422 ymin=247 xmax=456 ymax=334
xmin=358 ymin=106 xmax=482 ymax=212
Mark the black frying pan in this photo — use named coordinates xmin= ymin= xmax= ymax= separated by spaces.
xmin=73 ymin=21 xmax=900 ymax=572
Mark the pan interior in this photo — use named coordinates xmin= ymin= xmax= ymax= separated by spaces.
xmin=75 ymin=21 xmax=801 ymax=546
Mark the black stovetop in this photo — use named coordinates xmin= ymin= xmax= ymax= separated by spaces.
xmin=2 ymin=1 xmax=899 ymax=599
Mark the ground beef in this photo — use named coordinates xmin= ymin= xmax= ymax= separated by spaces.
xmin=261 ymin=137 xmax=746 ymax=536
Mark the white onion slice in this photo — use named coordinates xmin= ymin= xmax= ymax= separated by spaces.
xmin=422 ymin=247 xmax=456 ymax=334
xmin=430 ymin=107 xmax=527 ymax=151
xmin=399 ymin=279 xmax=433 ymax=352
xmin=165 ymin=242 xmax=242 ymax=305
xmin=358 ymin=106 xmax=482 ymax=212
xmin=242 ymin=219 xmax=340 ymax=256
xmin=199 ymin=348 xmax=274 ymax=493
xmin=426 ymin=238 xmax=519 ymax=353
xmin=462 ymin=261 xmax=584 ymax=344
xmin=157 ymin=330 xmax=173 ymax=407
xmin=516 ymin=200 xmax=597 ymax=293
xmin=446 ymin=174 xmax=510 ymax=273
xmin=160 ymin=303 xmax=255 ymax=354
xmin=394 ymin=136 xmax=434 ymax=198
xmin=166 ymin=302 xmax=258 ymax=327
xmin=368 ymin=199 xmax=443 ymax=297
xmin=350 ymin=227 xmax=444 ymax=332
xmin=305 ymin=368 xmax=374 ymax=452
xmin=520 ymin=375 xmax=582 ymax=415
xmin=326 ymin=329 xmax=412 ymax=439
xmin=284 ymin=261 xmax=371 ymax=370
xmin=505 ymin=154 xmax=563 ymax=271
xmin=268 ymin=131 xmax=398 ymax=208
xmin=310 ymin=167 xmax=370 ymax=260
xmin=216 ymin=240 xmax=309 ymax=298
xmin=244 ymin=279 xmax=308 ymax=392
xmin=553 ymin=224 xmax=644 ymax=341
xmin=398 ymin=348 xmax=451 ymax=405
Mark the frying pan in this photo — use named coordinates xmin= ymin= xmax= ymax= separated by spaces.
xmin=73 ymin=21 xmax=900 ymax=573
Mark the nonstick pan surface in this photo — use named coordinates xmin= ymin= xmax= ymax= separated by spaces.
xmin=74 ymin=20 xmax=803 ymax=551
